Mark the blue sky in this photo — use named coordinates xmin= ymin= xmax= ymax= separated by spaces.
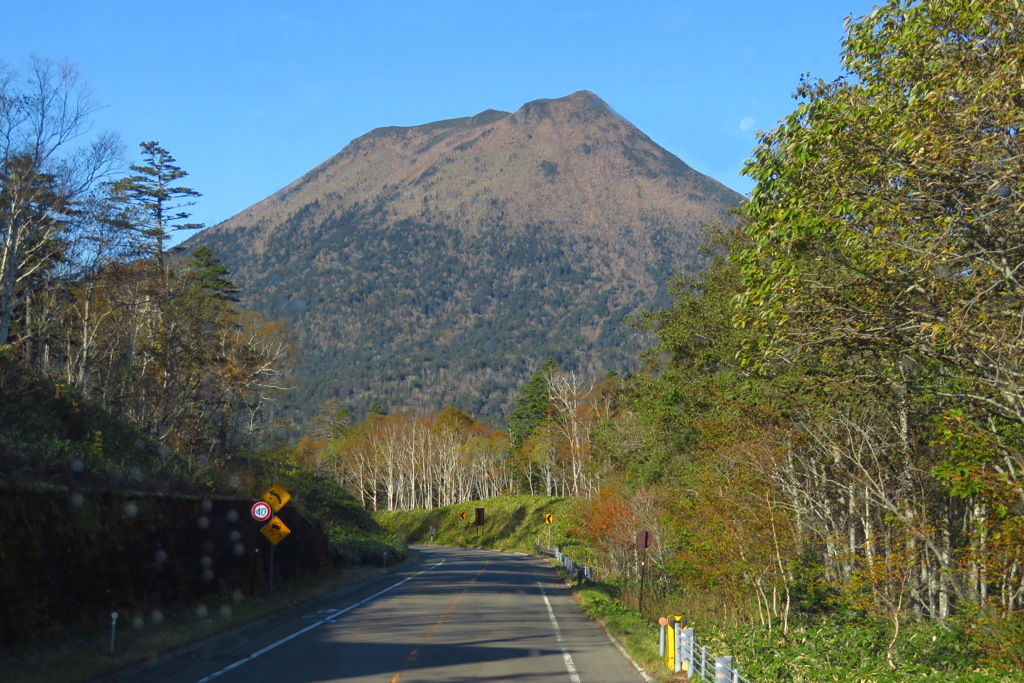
xmin=6 ymin=1 xmax=869 ymax=234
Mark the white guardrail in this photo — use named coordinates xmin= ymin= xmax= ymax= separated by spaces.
xmin=536 ymin=542 xmax=754 ymax=682
xmin=659 ymin=617 xmax=755 ymax=682
xmin=535 ymin=541 xmax=596 ymax=583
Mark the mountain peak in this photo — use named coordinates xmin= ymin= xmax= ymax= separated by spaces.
xmin=508 ymin=90 xmax=619 ymax=125
xmin=195 ymin=93 xmax=743 ymax=424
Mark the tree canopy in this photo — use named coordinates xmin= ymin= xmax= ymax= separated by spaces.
xmin=113 ymin=141 xmax=203 ymax=268
xmin=737 ymin=0 xmax=1024 ymax=434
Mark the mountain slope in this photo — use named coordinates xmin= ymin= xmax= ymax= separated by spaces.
xmin=193 ymin=91 xmax=743 ymax=425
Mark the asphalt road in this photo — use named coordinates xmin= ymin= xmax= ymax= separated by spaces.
xmin=112 ymin=546 xmax=646 ymax=682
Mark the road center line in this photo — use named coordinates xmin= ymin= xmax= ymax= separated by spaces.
xmin=389 ymin=560 xmax=490 ymax=683
xmin=194 ymin=559 xmax=446 ymax=683
xmin=537 ymin=581 xmax=583 ymax=683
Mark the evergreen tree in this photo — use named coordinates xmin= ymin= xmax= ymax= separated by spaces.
xmin=187 ymin=245 xmax=240 ymax=302
xmin=308 ymin=397 xmax=353 ymax=440
xmin=507 ymin=357 xmax=558 ymax=452
xmin=113 ymin=141 xmax=202 ymax=269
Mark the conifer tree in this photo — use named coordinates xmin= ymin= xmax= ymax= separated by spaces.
xmin=187 ymin=245 xmax=240 ymax=303
xmin=114 ymin=141 xmax=202 ymax=269
xmin=507 ymin=357 xmax=558 ymax=452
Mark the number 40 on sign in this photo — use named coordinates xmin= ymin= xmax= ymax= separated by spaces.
xmin=251 ymin=501 xmax=272 ymax=521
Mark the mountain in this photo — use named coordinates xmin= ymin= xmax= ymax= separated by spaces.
xmin=191 ymin=91 xmax=744 ymax=426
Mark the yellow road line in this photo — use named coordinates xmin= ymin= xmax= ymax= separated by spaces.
xmin=389 ymin=561 xmax=490 ymax=682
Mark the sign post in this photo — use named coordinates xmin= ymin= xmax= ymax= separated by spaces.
xmin=256 ymin=484 xmax=292 ymax=592
xmin=544 ymin=513 xmax=554 ymax=549
xmin=636 ymin=530 xmax=652 ymax=615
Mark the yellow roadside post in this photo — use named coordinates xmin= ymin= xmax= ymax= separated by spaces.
xmin=662 ymin=615 xmax=687 ymax=672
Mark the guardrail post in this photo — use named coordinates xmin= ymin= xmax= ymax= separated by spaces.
xmin=679 ymin=627 xmax=694 ymax=677
xmin=715 ymin=655 xmax=733 ymax=681
xmin=659 ymin=616 xmax=685 ymax=673
xmin=674 ymin=619 xmax=682 ymax=673
xmin=659 ymin=618 xmax=667 ymax=658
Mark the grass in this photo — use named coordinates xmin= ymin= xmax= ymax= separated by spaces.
xmin=3 ymin=557 xmax=419 ymax=683
xmin=373 ymin=494 xmax=585 ymax=553
xmin=570 ymin=579 xmax=678 ymax=682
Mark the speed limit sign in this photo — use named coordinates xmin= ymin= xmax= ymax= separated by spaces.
xmin=251 ymin=501 xmax=272 ymax=521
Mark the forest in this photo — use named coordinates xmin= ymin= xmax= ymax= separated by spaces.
xmin=2 ymin=0 xmax=1023 ymax=678
xmin=0 ymin=58 xmax=291 ymax=467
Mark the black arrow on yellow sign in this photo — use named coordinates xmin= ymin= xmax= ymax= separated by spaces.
xmin=544 ymin=513 xmax=554 ymax=525
xmin=459 ymin=511 xmax=466 ymax=521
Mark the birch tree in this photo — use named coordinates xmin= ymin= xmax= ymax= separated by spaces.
xmin=0 ymin=57 xmax=121 ymax=345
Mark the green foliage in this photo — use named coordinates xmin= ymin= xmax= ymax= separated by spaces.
xmin=539 ymin=160 xmax=559 ymax=178
xmin=322 ymin=521 xmax=406 ymax=566
xmin=624 ymin=225 xmax=777 ymax=483
xmin=789 ymin=548 xmax=840 ymax=615
xmin=374 ymin=494 xmax=581 ymax=553
xmin=507 ymin=358 xmax=557 ymax=451
xmin=0 ymin=356 xmax=193 ymax=490
xmin=725 ymin=2 xmax=1024 ymax=650
xmin=573 ymin=581 xmax=664 ymax=675
xmin=737 ymin=0 xmax=1024 ymax=440
xmin=187 ymin=245 xmax=240 ymax=302
xmin=714 ymin=616 xmax=1019 ymax=682
xmin=959 ymin=605 xmax=1024 ymax=674
xmin=112 ymin=141 xmax=203 ymax=266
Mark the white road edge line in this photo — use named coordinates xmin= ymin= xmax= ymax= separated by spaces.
xmin=194 ymin=559 xmax=447 ymax=683
xmin=537 ymin=581 xmax=583 ymax=683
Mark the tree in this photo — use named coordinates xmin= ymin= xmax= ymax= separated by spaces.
xmin=187 ymin=245 xmax=240 ymax=302
xmin=738 ymin=0 xmax=1024 ymax=436
xmin=307 ymin=397 xmax=353 ymax=441
xmin=113 ymin=141 xmax=202 ymax=269
xmin=736 ymin=0 xmax=1024 ymax=619
xmin=507 ymin=357 xmax=558 ymax=452
xmin=547 ymin=370 xmax=614 ymax=497
xmin=0 ymin=57 xmax=121 ymax=345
